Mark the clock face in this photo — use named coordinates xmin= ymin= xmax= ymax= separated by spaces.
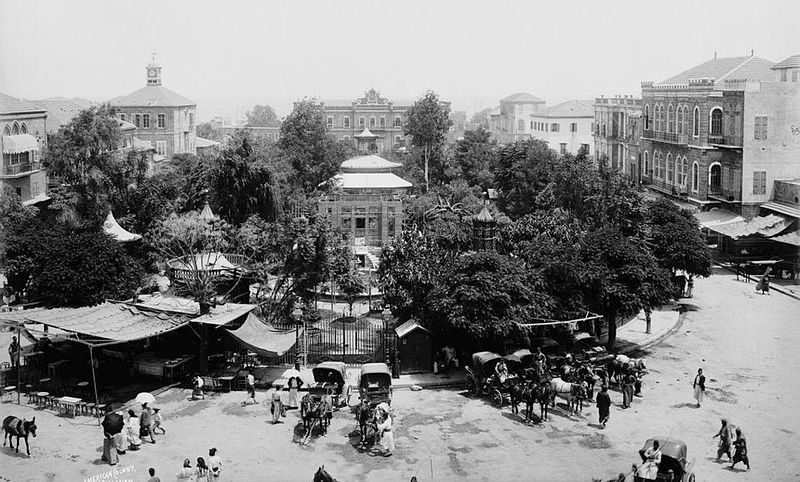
xmin=148 ymin=69 xmax=157 ymax=78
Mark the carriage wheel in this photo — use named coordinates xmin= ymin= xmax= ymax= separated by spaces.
xmin=491 ymin=388 xmax=503 ymax=407
xmin=465 ymin=375 xmax=478 ymax=396
xmin=686 ymin=474 xmax=695 ymax=482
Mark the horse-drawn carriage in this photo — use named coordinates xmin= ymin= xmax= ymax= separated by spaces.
xmin=358 ymin=363 xmax=392 ymax=407
xmin=310 ymin=361 xmax=351 ymax=408
xmin=633 ymin=437 xmax=695 ymax=482
xmin=570 ymin=332 xmax=613 ymax=366
xmin=464 ymin=351 xmax=518 ymax=407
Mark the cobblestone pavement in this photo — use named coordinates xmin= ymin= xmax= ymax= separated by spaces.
xmin=1 ymin=269 xmax=798 ymax=481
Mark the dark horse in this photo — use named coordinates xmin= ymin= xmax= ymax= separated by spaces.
xmin=354 ymin=399 xmax=376 ymax=447
xmin=300 ymin=395 xmax=326 ymax=444
xmin=313 ymin=465 xmax=338 ymax=482
xmin=3 ymin=416 xmax=37 ymax=456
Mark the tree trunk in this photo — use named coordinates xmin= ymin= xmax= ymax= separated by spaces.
xmin=424 ymin=145 xmax=430 ymax=192
xmin=197 ymin=323 xmax=210 ymax=374
xmin=645 ymin=308 xmax=652 ymax=334
xmin=605 ymin=311 xmax=618 ymax=351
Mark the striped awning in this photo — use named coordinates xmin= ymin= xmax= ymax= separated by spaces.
xmin=2 ymin=134 xmax=39 ymax=154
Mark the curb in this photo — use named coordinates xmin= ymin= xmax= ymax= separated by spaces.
xmin=620 ymin=309 xmax=686 ymax=354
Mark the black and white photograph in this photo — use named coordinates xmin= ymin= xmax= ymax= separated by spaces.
xmin=1 ymin=1 xmax=798 ymax=480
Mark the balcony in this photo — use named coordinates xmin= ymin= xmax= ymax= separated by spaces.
xmin=644 ymin=177 xmax=689 ymax=197
xmin=2 ymin=161 xmax=41 ymax=177
xmin=708 ymin=185 xmax=741 ymax=202
xmin=708 ymin=134 xmax=742 ymax=147
xmin=642 ymin=130 xmax=688 ymax=145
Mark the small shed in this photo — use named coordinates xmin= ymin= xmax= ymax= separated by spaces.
xmin=394 ymin=320 xmax=432 ymax=374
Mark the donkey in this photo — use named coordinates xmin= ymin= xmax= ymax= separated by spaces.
xmin=354 ymin=399 xmax=376 ymax=447
xmin=300 ymin=394 xmax=324 ymax=444
xmin=3 ymin=416 xmax=37 ymax=456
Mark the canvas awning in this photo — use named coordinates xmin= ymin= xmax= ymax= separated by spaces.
xmin=191 ymin=303 xmax=257 ymax=326
xmin=760 ymin=201 xmax=800 ymax=219
xmin=103 ymin=212 xmax=142 ymax=242
xmin=0 ymin=302 xmax=191 ymax=347
xmin=770 ymin=231 xmax=800 ymax=247
xmin=226 ymin=313 xmax=300 ymax=357
xmin=694 ymin=209 xmax=745 ymax=228
xmin=2 ymin=134 xmax=39 ymax=154
xmin=708 ymin=214 xmax=794 ymax=239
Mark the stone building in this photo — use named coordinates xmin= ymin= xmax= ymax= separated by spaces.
xmin=593 ymin=95 xmax=643 ymax=180
xmin=317 ymin=154 xmax=411 ymax=248
xmin=0 ymin=92 xmax=48 ymax=204
xmin=530 ymin=100 xmax=594 ymax=157
xmin=489 ymin=93 xmax=546 ymax=144
xmin=640 ymin=54 xmax=800 ymax=218
xmin=109 ymin=57 xmax=197 ymax=160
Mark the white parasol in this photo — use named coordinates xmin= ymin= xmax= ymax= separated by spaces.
xmin=135 ymin=392 xmax=156 ymax=405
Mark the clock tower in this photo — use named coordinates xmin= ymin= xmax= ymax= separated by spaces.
xmin=146 ymin=52 xmax=161 ymax=86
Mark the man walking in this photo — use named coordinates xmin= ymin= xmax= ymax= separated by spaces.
xmin=730 ymin=428 xmax=750 ymax=471
xmin=693 ymin=368 xmax=705 ymax=407
xmin=139 ymin=403 xmax=156 ymax=444
xmin=8 ymin=335 xmax=19 ymax=368
xmin=713 ymin=419 xmax=734 ymax=461
xmin=243 ymin=370 xmax=256 ymax=405
xmin=622 ymin=373 xmax=635 ymax=408
xmin=596 ymin=385 xmax=611 ymax=428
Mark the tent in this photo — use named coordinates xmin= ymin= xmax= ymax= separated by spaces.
xmin=226 ymin=313 xmax=301 ymax=357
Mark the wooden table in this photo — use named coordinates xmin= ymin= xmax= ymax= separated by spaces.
xmin=48 ymin=359 xmax=69 ymax=378
xmin=57 ymin=396 xmax=82 ymax=417
xmin=163 ymin=355 xmax=195 ymax=382
xmin=34 ymin=391 xmax=49 ymax=407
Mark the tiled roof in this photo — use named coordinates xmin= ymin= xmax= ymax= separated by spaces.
xmin=109 ymin=85 xmax=195 ymax=107
xmin=533 ymin=100 xmax=594 ymax=118
xmin=501 ymin=92 xmax=545 ymax=104
xmin=0 ymin=92 xmax=45 ymax=115
xmin=658 ymin=56 xmax=774 ymax=85
xmin=772 ymin=55 xmax=800 ymax=70
xmin=31 ymin=98 xmax=93 ymax=132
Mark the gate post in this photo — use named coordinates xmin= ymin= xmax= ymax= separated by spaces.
xmin=382 ymin=309 xmax=391 ymax=365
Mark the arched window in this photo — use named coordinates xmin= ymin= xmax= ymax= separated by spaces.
xmin=20 ymin=123 xmax=27 ymax=134
xmin=693 ymin=106 xmax=700 ymax=137
xmin=643 ymin=151 xmax=650 ymax=177
xmin=654 ymin=151 xmax=662 ymax=179
xmin=678 ymin=156 xmax=688 ymax=187
xmin=677 ymin=107 xmax=684 ymax=135
xmin=691 ymin=162 xmax=699 ymax=192
xmin=710 ymin=108 xmax=723 ymax=136
xmin=667 ymin=105 xmax=674 ymax=133
xmin=654 ymin=105 xmax=660 ymax=131
xmin=11 ymin=122 xmax=19 ymax=135
xmin=666 ymin=153 xmax=674 ymax=182
xmin=517 ymin=119 xmax=525 ymax=132
xmin=709 ymin=162 xmax=722 ymax=194
xmin=644 ymin=104 xmax=650 ymax=130
xmin=3 ymin=125 xmax=10 ymax=136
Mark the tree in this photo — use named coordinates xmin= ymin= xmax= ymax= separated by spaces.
xmin=4 ymin=220 xmax=142 ymax=307
xmin=0 ymin=185 xmax=38 ymax=269
xmin=196 ymin=122 xmax=222 ymax=141
xmin=645 ymin=198 xmax=712 ymax=278
xmin=208 ymin=130 xmax=281 ymax=225
xmin=43 ymin=104 xmax=129 ymax=224
xmin=245 ymin=104 xmax=281 ymax=127
xmin=453 ymin=128 xmax=496 ymax=189
xmin=404 ymin=91 xmax=453 ymax=191
xmin=336 ymin=267 xmax=365 ymax=318
xmin=279 ymin=99 xmax=356 ymax=192
xmin=494 ymin=139 xmax=558 ymax=219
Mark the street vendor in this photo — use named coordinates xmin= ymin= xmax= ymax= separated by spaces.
xmin=637 ymin=440 xmax=662 ymax=480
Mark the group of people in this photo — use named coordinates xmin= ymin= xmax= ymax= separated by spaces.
xmin=175 ymin=448 xmax=223 ymax=480
xmin=369 ymin=401 xmax=394 ymax=457
xmin=101 ymin=402 xmax=164 ymax=466
xmin=713 ymin=419 xmax=750 ymax=471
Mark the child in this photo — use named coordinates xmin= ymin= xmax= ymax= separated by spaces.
xmin=208 ymin=447 xmax=223 ymax=478
xmin=152 ymin=407 xmax=165 ymax=434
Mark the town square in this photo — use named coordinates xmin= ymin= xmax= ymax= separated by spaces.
xmin=1 ymin=1 xmax=799 ymax=481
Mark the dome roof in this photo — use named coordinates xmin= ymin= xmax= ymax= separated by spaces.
xmin=340 ymin=154 xmax=402 ymax=172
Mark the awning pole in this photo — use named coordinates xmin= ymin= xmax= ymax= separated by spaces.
xmin=16 ymin=321 xmax=21 ymax=405
xmin=89 ymin=346 xmax=101 ymax=426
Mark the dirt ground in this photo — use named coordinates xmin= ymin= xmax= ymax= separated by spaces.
xmin=2 ymin=269 xmax=799 ymax=481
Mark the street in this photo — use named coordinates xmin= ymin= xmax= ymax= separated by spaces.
xmin=2 ymin=268 xmax=799 ymax=481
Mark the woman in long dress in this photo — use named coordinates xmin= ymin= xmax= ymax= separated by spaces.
xmin=287 ymin=376 xmax=303 ymax=409
xmin=101 ymin=432 xmax=119 ymax=466
xmin=125 ymin=410 xmax=142 ymax=450
xmin=270 ymin=389 xmax=284 ymax=424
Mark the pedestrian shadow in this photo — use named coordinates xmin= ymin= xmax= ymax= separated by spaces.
xmin=499 ymin=410 xmax=542 ymax=426
xmin=587 ymin=422 xmax=605 ymax=429
xmin=671 ymin=402 xmax=698 ymax=409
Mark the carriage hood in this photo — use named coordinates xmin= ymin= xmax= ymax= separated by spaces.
xmin=313 ymin=362 xmax=347 ymax=386
xmin=640 ymin=437 xmax=687 ymax=470
xmin=471 ymin=351 xmax=502 ymax=376
xmin=359 ymin=363 xmax=391 ymax=381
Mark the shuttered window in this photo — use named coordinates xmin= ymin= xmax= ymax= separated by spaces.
xmin=752 ymin=171 xmax=767 ymax=195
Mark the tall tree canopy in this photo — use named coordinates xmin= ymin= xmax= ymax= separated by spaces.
xmin=453 ymin=128 xmax=496 ymax=189
xmin=404 ymin=91 xmax=453 ymax=191
xmin=645 ymin=198 xmax=712 ymax=277
xmin=245 ymin=104 xmax=281 ymax=127
xmin=494 ymin=139 xmax=558 ymax=219
xmin=208 ymin=130 xmax=281 ymax=224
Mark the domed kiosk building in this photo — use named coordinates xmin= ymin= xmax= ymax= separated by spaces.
xmin=318 ymin=154 xmax=411 ymax=248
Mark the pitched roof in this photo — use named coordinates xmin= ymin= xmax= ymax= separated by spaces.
xmin=772 ymin=55 xmax=800 ymax=70
xmin=500 ymin=92 xmax=545 ymax=104
xmin=109 ymin=85 xmax=195 ymax=107
xmin=340 ymin=154 xmax=402 ymax=172
xmin=0 ymin=92 xmax=45 ymax=115
xmin=328 ymin=172 xmax=412 ymax=190
xmin=31 ymin=98 xmax=94 ymax=132
xmin=533 ymin=99 xmax=594 ymax=118
xmin=658 ymin=56 xmax=774 ymax=85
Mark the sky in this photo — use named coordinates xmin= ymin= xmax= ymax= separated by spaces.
xmin=1 ymin=0 xmax=798 ymax=121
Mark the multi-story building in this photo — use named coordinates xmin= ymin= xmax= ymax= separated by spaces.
xmin=593 ymin=95 xmax=643 ymax=179
xmin=217 ymin=126 xmax=281 ymax=142
xmin=530 ymin=100 xmax=594 ymax=157
xmin=488 ymin=92 xmax=546 ymax=144
xmin=640 ymin=54 xmax=800 ymax=218
xmin=312 ymin=89 xmax=450 ymax=154
xmin=1 ymin=93 xmax=49 ymax=204
xmin=109 ymin=57 xmax=197 ymax=160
